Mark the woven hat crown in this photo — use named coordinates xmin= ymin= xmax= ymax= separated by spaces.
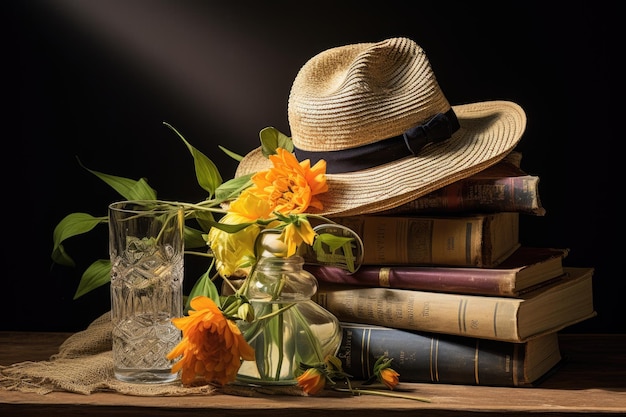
xmin=289 ymin=37 xmax=450 ymax=151
xmin=235 ymin=37 xmax=526 ymax=216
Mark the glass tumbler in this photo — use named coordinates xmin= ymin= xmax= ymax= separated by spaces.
xmin=108 ymin=200 xmax=184 ymax=383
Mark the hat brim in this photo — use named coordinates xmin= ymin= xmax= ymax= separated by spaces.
xmin=235 ymin=100 xmax=526 ymax=217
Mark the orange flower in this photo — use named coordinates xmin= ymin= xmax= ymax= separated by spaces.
xmin=166 ymin=296 xmax=255 ymax=386
xmin=250 ymin=147 xmax=327 ymax=214
xmin=296 ymin=367 xmax=327 ymax=395
xmin=371 ymin=355 xmax=400 ymax=390
xmin=379 ymin=367 xmax=400 ymax=390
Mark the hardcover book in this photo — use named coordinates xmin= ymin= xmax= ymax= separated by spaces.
xmin=305 ymin=247 xmax=569 ymax=297
xmin=329 ymin=212 xmax=520 ymax=268
xmin=338 ymin=322 xmax=562 ymax=387
xmin=313 ymin=267 xmax=596 ymax=342
xmin=376 ymin=155 xmax=546 ymax=216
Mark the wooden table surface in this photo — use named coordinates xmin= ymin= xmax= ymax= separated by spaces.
xmin=1 ymin=331 xmax=624 ymax=416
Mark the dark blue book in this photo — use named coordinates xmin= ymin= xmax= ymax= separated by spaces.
xmin=337 ymin=322 xmax=562 ymax=387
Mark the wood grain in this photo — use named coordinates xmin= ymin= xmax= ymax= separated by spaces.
xmin=1 ymin=332 xmax=625 ymax=416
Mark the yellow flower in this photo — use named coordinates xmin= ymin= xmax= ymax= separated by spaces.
xmin=379 ymin=368 xmax=400 ymax=390
xmin=296 ymin=367 xmax=327 ymax=395
xmin=250 ymin=147 xmax=327 ymax=214
xmin=207 ymin=221 xmax=258 ymax=278
xmin=228 ymin=188 xmax=274 ymax=220
xmin=279 ymin=215 xmax=316 ymax=257
xmin=166 ymin=296 xmax=255 ymax=386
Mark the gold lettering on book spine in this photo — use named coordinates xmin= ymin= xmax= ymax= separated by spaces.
xmin=474 ymin=340 xmax=480 ymax=384
xmin=378 ymin=268 xmax=391 ymax=287
xmin=431 ymin=338 xmax=439 ymax=382
xmin=364 ymin=329 xmax=373 ymax=378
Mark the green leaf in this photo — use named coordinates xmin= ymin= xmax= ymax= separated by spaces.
xmin=206 ymin=219 xmax=254 ymax=233
xmin=312 ymin=233 xmax=358 ymax=273
xmin=218 ymin=145 xmax=244 ymax=162
xmin=74 ymin=259 xmax=111 ymax=299
xmin=189 ymin=210 xmax=253 ymax=234
xmin=259 ymin=126 xmax=293 ymax=157
xmin=316 ymin=233 xmax=354 ymax=253
xmin=51 ymin=244 xmax=74 ymax=268
xmin=163 ymin=122 xmax=222 ymax=197
xmin=185 ymin=270 xmax=220 ymax=313
xmin=125 ymin=178 xmax=159 ymax=200
xmin=214 ymin=175 xmax=253 ymax=203
xmin=78 ymin=159 xmax=158 ymax=201
xmin=192 ymin=209 xmax=217 ymax=233
xmin=184 ymin=225 xmax=208 ymax=249
xmin=52 ymin=213 xmax=107 ymax=266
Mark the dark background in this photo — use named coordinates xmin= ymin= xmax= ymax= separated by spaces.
xmin=8 ymin=1 xmax=620 ymax=333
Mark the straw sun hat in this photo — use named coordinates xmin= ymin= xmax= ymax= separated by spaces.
xmin=235 ymin=37 xmax=526 ymax=217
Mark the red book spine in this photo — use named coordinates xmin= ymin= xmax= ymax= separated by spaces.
xmin=306 ymin=264 xmax=515 ymax=296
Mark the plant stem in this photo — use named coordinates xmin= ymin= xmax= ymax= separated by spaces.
xmin=332 ymin=387 xmax=431 ymax=403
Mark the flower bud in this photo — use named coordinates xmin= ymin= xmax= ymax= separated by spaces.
xmin=237 ymin=302 xmax=255 ymax=323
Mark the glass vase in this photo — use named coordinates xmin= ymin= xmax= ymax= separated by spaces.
xmin=236 ymin=255 xmax=342 ymax=385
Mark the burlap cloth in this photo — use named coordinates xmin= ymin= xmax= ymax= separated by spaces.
xmin=0 ymin=312 xmax=304 ymax=397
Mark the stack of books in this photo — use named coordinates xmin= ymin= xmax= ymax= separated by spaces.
xmin=307 ymin=152 xmax=596 ymax=387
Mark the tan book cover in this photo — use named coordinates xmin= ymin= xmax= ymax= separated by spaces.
xmin=330 ymin=212 xmax=520 ymax=268
xmin=314 ymin=267 xmax=596 ymax=342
